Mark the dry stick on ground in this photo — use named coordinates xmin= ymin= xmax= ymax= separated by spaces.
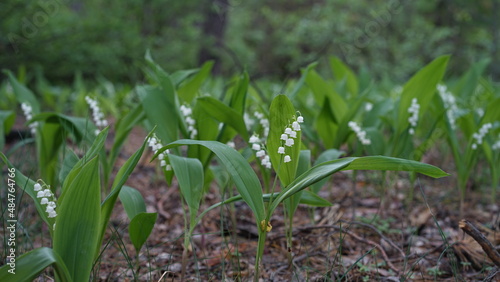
xmin=458 ymin=219 xmax=500 ymax=268
xmin=295 ymin=225 xmax=400 ymax=275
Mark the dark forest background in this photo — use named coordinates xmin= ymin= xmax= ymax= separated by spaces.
xmin=1 ymin=0 xmax=499 ymax=83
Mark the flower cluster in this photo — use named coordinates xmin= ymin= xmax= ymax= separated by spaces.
xmin=437 ymin=84 xmax=459 ymax=130
xmin=471 ymin=123 xmax=492 ymax=150
xmin=277 ymin=115 xmax=303 ymax=163
xmin=348 ymin=121 xmax=371 ymax=145
xmin=147 ymin=135 xmax=172 ymax=171
xmin=21 ymin=103 xmax=39 ymax=135
xmin=180 ymin=105 xmax=197 ymax=139
xmin=249 ymin=134 xmax=271 ymax=169
xmin=254 ymin=111 xmax=270 ymax=139
xmin=407 ymin=98 xmax=420 ymax=135
xmin=85 ymin=96 xmax=108 ymax=135
xmin=34 ymin=180 xmax=57 ymax=224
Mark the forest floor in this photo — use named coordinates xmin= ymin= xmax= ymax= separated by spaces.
xmin=4 ymin=125 xmax=500 ymax=281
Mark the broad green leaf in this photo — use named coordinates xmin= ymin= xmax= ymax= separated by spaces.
xmin=0 ymin=247 xmax=72 ymax=282
xmin=305 ymin=70 xmax=347 ymax=123
xmin=38 ymin=121 xmax=64 ymax=186
xmin=53 ymin=156 xmax=101 ymax=282
xmin=119 ymin=186 xmax=147 ymax=220
xmin=137 ymin=85 xmax=178 ymax=144
xmin=168 ymin=154 xmax=204 ymax=229
xmin=4 ymin=70 xmax=40 ymax=113
xmin=330 ymin=56 xmax=358 ymax=97
xmin=396 ymin=55 xmax=449 ymax=134
xmin=170 ymin=68 xmax=201 ymax=87
xmin=197 ymin=96 xmax=249 ymax=141
xmin=268 ymin=156 xmax=448 ymax=216
xmin=267 ymin=95 xmax=301 ymax=187
xmin=97 ymin=130 xmax=150 ymax=259
xmin=315 ymin=97 xmax=337 ymax=148
xmin=32 ymin=112 xmax=96 ymax=144
xmin=177 ymin=61 xmax=214 ymax=103
xmin=159 ymin=140 xmax=265 ymax=224
xmin=129 ymin=212 xmax=158 ymax=253
xmin=228 ymin=72 xmax=249 ymax=115
xmin=190 ymin=100 xmax=220 ymax=167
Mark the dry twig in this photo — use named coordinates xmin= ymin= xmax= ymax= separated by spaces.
xmin=458 ymin=219 xmax=500 ymax=268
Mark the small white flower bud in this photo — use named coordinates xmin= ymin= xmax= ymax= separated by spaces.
xmin=278 ymin=147 xmax=285 ymax=154
xmin=256 ymin=150 xmax=266 ymax=157
xmin=284 ymin=155 xmax=291 ymax=163
xmin=280 ymin=134 xmax=288 ymax=141
xmin=249 ymin=135 xmax=260 ymax=144
xmin=252 ymin=144 xmax=261 ymax=151
xmin=34 ymin=183 xmax=42 ymax=191
xmin=297 ymin=116 xmax=304 ymax=123
xmin=40 ymin=198 xmax=49 ymax=205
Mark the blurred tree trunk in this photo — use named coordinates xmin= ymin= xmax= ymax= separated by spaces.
xmin=492 ymin=0 xmax=500 ymax=79
xmin=198 ymin=0 xmax=228 ymax=75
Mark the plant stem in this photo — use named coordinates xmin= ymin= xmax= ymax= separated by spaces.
xmin=254 ymin=230 xmax=268 ymax=282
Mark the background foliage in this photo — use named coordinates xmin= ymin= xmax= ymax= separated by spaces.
xmin=1 ymin=0 xmax=499 ymax=82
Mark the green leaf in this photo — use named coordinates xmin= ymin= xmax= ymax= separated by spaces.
xmin=168 ymin=154 xmax=204 ymax=229
xmin=267 ymin=95 xmax=301 ymax=186
xmin=53 ymin=157 xmax=101 ymax=282
xmin=177 ymin=61 xmax=214 ymax=103
xmin=119 ymin=186 xmax=147 ymax=220
xmin=306 ymin=70 xmax=347 ymax=123
xmin=159 ymin=140 xmax=265 ymax=224
xmin=329 ymin=56 xmax=358 ymax=97
xmin=129 ymin=212 xmax=158 ymax=254
xmin=197 ymin=96 xmax=249 ymax=141
xmin=268 ymin=156 xmax=448 ymax=217
xmin=396 ymin=55 xmax=449 ymax=134
xmin=228 ymin=72 xmax=249 ymax=115
xmin=315 ymin=97 xmax=337 ymax=148
xmin=0 ymin=247 xmax=72 ymax=282
xmin=3 ymin=70 xmax=40 ymax=113
xmin=137 ymin=85 xmax=178 ymax=144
